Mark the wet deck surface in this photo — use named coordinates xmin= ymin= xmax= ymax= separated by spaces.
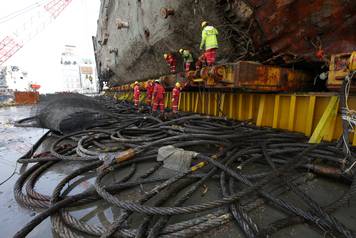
xmin=0 ymin=106 xmax=49 ymax=237
xmin=0 ymin=106 xmax=356 ymax=237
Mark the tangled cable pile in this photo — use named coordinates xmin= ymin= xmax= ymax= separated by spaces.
xmin=14 ymin=96 xmax=356 ymax=238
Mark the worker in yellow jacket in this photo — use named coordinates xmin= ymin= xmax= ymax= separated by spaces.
xmin=199 ymin=21 xmax=218 ymax=66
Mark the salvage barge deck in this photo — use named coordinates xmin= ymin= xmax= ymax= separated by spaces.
xmin=1 ymin=96 xmax=356 ymax=238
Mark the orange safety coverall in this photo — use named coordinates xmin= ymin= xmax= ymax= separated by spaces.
xmin=165 ymin=54 xmax=177 ymax=73
xmin=146 ymin=82 xmax=154 ymax=105
xmin=153 ymin=83 xmax=166 ymax=112
xmin=133 ymin=84 xmax=140 ymax=109
xmin=172 ymin=86 xmax=181 ymax=113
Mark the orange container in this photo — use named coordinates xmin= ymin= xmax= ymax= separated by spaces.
xmin=14 ymin=91 xmax=39 ymax=104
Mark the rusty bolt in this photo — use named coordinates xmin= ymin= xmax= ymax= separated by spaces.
xmin=160 ymin=8 xmax=175 ymax=19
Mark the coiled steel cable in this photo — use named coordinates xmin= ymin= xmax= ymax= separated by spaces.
xmin=12 ymin=98 xmax=356 ymax=238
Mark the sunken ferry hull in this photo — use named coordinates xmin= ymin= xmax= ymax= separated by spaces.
xmin=94 ymin=0 xmax=356 ymax=87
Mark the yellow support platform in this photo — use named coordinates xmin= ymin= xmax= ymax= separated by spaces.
xmin=108 ymin=91 xmax=356 ymax=145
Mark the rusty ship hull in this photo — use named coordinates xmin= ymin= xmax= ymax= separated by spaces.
xmin=94 ymin=0 xmax=356 ymax=87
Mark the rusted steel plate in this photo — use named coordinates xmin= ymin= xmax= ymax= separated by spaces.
xmin=234 ymin=61 xmax=313 ymax=91
xmin=249 ymin=0 xmax=356 ymax=61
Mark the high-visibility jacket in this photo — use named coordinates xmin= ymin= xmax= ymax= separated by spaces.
xmin=200 ymin=26 xmax=219 ymax=50
xmin=153 ymin=83 xmax=165 ymax=100
xmin=134 ymin=85 xmax=140 ymax=99
xmin=182 ymin=50 xmax=193 ymax=63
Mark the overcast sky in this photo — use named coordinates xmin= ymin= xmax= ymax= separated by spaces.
xmin=0 ymin=0 xmax=100 ymax=93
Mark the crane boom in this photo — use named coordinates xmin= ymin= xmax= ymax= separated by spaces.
xmin=0 ymin=0 xmax=73 ymax=65
xmin=44 ymin=0 xmax=72 ymax=18
xmin=0 ymin=36 xmax=23 ymax=65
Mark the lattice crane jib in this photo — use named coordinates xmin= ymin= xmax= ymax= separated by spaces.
xmin=0 ymin=0 xmax=73 ymax=65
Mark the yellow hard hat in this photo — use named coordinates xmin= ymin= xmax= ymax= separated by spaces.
xmin=201 ymin=21 xmax=208 ymax=28
xmin=164 ymin=53 xmax=168 ymax=59
xmin=175 ymin=82 xmax=181 ymax=88
xmin=179 ymin=49 xmax=184 ymax=54
xmin=348 ymin=51 xmax=356 ymax=71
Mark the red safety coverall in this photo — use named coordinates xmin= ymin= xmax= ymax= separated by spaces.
xmin=133 ymin=85 xmax=140 ymax=109
xmin=153 ymin=83 xmax=166 ymax=112
xmin=172 ymin=86 xmax=181 ymax=113
xmin=204 ymin=48 xmax=217 ymax=66
xmin=165 ymin=54 xmax=177 ymax=73
xmin=146 ymin=82 xmax=154 ymax=105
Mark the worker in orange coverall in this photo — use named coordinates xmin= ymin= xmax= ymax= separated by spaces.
xmin=133 ymin=81 xmax=140 ymax=110
xmin=145 ymin=80 xmax=154 ymax=107
xmin=164 ymin=53 xmax=177 ymax=73
xmin=172 ymin=82 xmax=181 ymax=113
xmin=152 ymin=79 xmax=166 ymax=114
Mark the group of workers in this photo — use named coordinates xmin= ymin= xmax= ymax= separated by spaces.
xmin=133 ymin=21 xmax=218 ymax=114
xmin=164 ymin=21 xmax=219 ymax=73
xmin=134 ymin=79 xmax=181 ymax=114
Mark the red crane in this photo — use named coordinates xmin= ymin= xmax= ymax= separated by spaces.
xmin=0 ymin=0 xmax=73 ymax=65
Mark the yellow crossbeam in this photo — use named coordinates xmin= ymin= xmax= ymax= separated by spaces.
xmin=309 ymin=96 xmax=339 ymax=143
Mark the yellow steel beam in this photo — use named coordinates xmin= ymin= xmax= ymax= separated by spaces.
xmin=272 ymin=95 xmax=280 ymax=128
xmin=248 ymin=95 xmax=254 ymax=120
xmin=323 ymin=101 xmax=339 ymax=141
xmin=214 ymin=93 xmax=218 ymax=116
xmin=305 ymin=96 xmax=316 ymax=136
xmin=309 ymin=96 xmax=339 ymax=143
xmin=238 ymin=94 xmax=243 ymax=120
xmin=257 ymin=95 xmax=266 ymax=126
xmin=288 ymin=95 xmax=296 ymax=131
xmin=229 ymin=93 xmax=234 ymax=119
xmin=178 ymin=92 xmax=182 ymax=110
xmin=208 ymin=93 xmax=212 ymax=115
xmin=169 ymin=92 xmax=172 ymax=108
xmin=186 ymin=93 xmax=188 ymax=111
xmin=187 ymin=92 xmax=191 ymax=111
xmin=194 ymin=93 xmax=199 ymax=113
xmin=179 ymin=93 xmax=183 ymax=110
xmin=191 ymin=92 xmax=194 ymax=112
xmin=220 ymin=93 xmax=225 ymax=116
xmin=202 ymin=92 xmax=205 ymax=114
